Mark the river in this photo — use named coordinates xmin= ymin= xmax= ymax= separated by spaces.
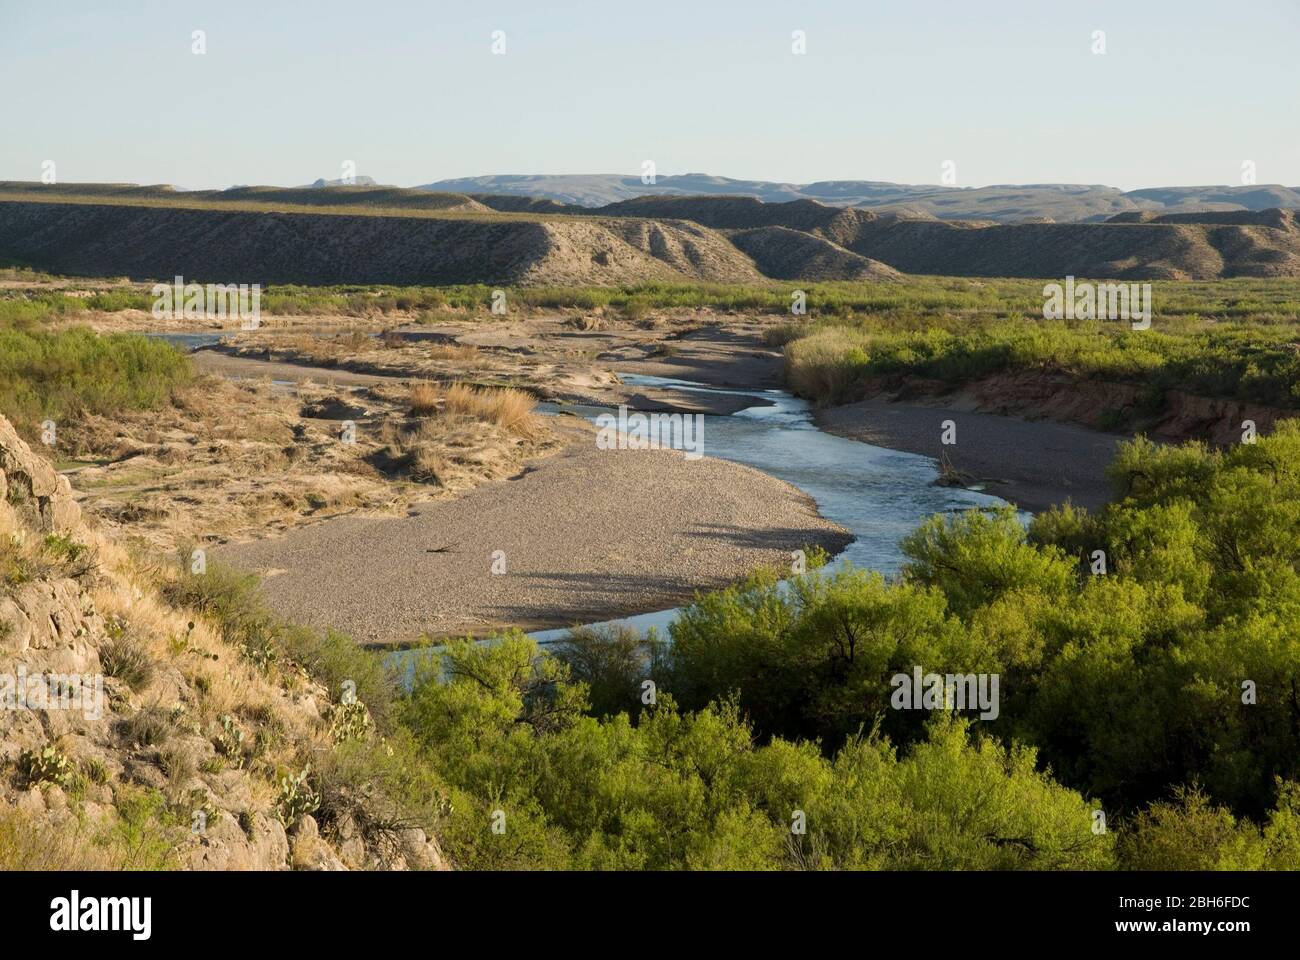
xmin=528 ymin=372 xmax=1008 ymax=642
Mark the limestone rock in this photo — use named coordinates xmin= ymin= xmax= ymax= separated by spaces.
xmin=0 ymin=416 xmax=81 ymax=533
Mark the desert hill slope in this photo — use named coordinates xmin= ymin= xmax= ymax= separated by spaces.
xmin=1124 ymin=184 xmax=1300 ymax=214
xmin=0 ymin=190 xmax=764 ymax=286
xmin=727 ymin=226 xmax=901 ymax=281
xmin=577 ymin=195 xmax=1300 ymax=280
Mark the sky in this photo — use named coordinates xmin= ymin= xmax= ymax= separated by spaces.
xmin=3 ymin=0 xmax=1298 ymax=191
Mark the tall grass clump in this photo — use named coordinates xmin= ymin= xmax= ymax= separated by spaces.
xmin=407 ymin=381 xmax=442 ymax=417
xmin=405 ymin=381 xmax=539 ymax=437
xmin=783 ymin=327 xmax=874 ymax=405
xmin=439 ymin=383 xmax=540 ymax=438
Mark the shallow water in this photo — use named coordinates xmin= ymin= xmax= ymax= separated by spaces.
xmin=524 ymin=374 xmax=1008 ymax=643
xmin=142 ymin=331 xmax=229 ymax=351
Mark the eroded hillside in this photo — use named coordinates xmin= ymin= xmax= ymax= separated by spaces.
xmin=0 ymin=195 xmax=763 ymax=286
xmin=590 ymin=195 xmax=1300 ymax=279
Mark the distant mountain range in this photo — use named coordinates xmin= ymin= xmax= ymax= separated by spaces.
xmin=413 ymin=173 xmax=1300 ymax=223
xmin=7 ymin=181 xmax=1300 ymax=284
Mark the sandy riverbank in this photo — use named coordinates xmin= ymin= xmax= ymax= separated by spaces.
xmin=215 ymin=417 xmax=852 ymax=646
xmin=816 ymin=398 xmax=1124 ymax=513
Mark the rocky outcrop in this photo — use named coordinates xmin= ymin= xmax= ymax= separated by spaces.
xmin=0 ymin=414 xmax=449 ymax=871
xmin=569 ymin=195 xmax=1300 ymax=280
xmin=0 ymin=416 xmax=80 ymax=533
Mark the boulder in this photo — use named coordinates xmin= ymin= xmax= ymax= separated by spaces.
xmin=0 ymin=416 xmax=81 ymax=533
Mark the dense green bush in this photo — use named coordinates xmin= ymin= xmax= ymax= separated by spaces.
xmin=399 ymin=635 xmax=1113 ymax=870
xmin=650 ymin=423 xmax=1300 ymax=819
xmin=1116 ymin=783 xmax=1300 ymax=870
xmin=784 ymin=320 xmax=1300 ymax=408
xmin=0 ymin=326 xmax=189 ymax=435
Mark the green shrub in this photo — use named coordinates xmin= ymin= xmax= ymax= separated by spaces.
xmin=400 ymin=635 xmax=1114 ymax=870
xmin=0 ymin=326 xmax=190 ymax=436
xmin=549 ymin=624 xmax=666 ymax=719
xmin=275 ymin=766 xmax=321 ymax=830
xmin=17 ymin=745 xmax=75 ymax=788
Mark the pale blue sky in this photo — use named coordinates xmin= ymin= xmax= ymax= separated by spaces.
xmin=3 ymin=0 xmax=1298 ymax=191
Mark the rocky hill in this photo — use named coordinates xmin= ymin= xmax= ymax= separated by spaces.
xmin=727 ymin=226 xmax=901 ymax=281
xmin=842 ymin=215 xmax=1300 ymax=280
xmin=0 ymin=415 xmax=448 ymax=870
xmin=1124 ymin=184 xmax=1300 ymax=215
xmin=0 ymin=191 xmax=764 ymax=286
xmin=581 ymin=195 xmax=1300 ymax=280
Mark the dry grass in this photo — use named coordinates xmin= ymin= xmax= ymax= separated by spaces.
xmin=89 ymin=535 xmax=321 ymax=752
xmin=68 ymin=373 xmax=553 ymax=551
xmin=406 ymin=381 xmax=542 ymax=439
xmin=441 ymin=383 xmax=541 ymax=438
xmin=567 ymin=313 xmax=609 ymax=331
xmin=408 ymin=381 xmax=442 ymax=417
xmin=67 ymin=377 xmax=390 ymax=551
xmin=0 ymin=807 xmax=161 ymax=870
xmin=376 ymin=415 xmax=530 ymax=490
xmin=379 ymin=421 xmax=450 ymax=484
xmin=374 ymin=380 xmax=553 ymax=491
xmin=265 ymin=331 xmax=372 ymax=363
